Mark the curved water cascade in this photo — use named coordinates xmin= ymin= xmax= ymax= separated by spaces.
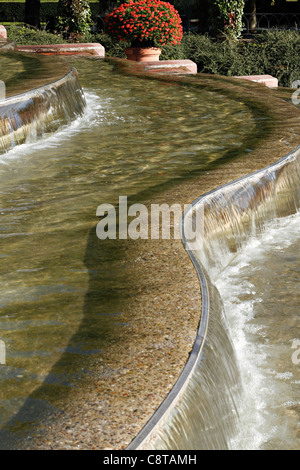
xmin=129 ymin=146 xmax=300 ymax=450
xmin=0 ymin=55 xmax=86 ymax=153
xmin=0 ymin=54 xmax=299 ymax=449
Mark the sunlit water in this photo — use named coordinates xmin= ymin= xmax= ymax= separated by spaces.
xmin=1 ymin=55 xmax=298 ymax=450
xmin=0 ymin=51 xmax=71 ymax=98
xmin=214 ymin=212 xmax=300 ymax=450
xmin=0 ymin=57 xmax=261 ymax=446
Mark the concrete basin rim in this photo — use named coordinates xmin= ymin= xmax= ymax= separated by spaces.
xmin=127 ymin=143 xmax=300 ymax=450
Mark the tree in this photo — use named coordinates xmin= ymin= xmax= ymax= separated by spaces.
xmin=248 ymin=0 xmax=257 ymax=31
xmin=24 ymin=0 xmax=41 ymax=29
xmin=209 ymin=0 xmax=246 ymax=40
xmin=56 ymin=0 xmax=93 ymax=41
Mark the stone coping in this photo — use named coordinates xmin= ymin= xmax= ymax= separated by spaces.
xmin=142 ymin=59 xmax=197 ymax=75
xmin=16 ymin=43 xmax=105 ymax=57
xmin=234 ymin=74 xmax=278 ymax=88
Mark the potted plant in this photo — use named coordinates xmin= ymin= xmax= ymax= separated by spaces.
xmin=105 ymin=0 xmax=183 ymax=62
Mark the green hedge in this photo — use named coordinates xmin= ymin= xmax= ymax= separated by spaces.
xmin=0 ymin=3 xmax=25 ymax=22
xmin=97 ymin=30 xmax=300 ymax=87
xmin=0 ymin=2 xmax=100 ymax=23
xmin=7 ymin=24 xmax=66 ymax=44
xmin=179 ymin=31 xmax=300 ymax=88
xmin=5 ymin=24 xmax=300 ymax=88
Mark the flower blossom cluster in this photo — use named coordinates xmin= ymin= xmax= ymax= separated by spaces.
xmin=105 ymin=0 xmax=183 ymax=46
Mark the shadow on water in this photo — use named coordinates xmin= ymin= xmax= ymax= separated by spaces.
xmin=0 ymin=137 xmax=272 ymax=450
xmin=0 ymin=63 xmax=285 ymax=449
xmin=0 ymin=224 xmax=134 ymax=449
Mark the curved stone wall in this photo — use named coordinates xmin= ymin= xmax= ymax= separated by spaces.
xmin=128 ymin=145 xmax=300 ymax=450
xmin=1 ymin=48 xmax=299 ymax=450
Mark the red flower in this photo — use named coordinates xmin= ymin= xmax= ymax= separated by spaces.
xmin=105 ymin=0 xmax=183 ymax=46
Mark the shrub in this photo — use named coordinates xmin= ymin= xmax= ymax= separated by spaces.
xmin=92 ymin=30 xmax=300 ymax=86
xmin=92 ymin=32 xmax=130 ymax=57
xmin=253 ymin=30 xmax=300 ymax=86
xmin=0 ymin=3 xmax=25 ymax=23
xmin=160 ymin=40 xmax=185 ymax=60
xmin=7 ymin=24 xmax=64 ymax=45
xmin=56 ymin=0 xmax=93 ymax=41
xmin=0 ymin=3 xmax=100 ymax=25
xmin=105 ymin=0 xmax=183 ymax=47
xmin=163 ymin=31 xmax=299 ymax=88
xmin=209 ymin=0 xmax=245 ymax=41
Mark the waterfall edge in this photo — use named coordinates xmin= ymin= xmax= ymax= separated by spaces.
xmin=127 ymin=145 xmax=300 ymax=450
xmin=0 ymin=65 xmax=86 ymax=154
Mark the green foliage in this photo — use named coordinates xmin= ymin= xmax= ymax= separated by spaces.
xmin=6 ymin=22 xmax=300 ymax=89
xmin=105 ymin=0 xmax=183 ymax=48
xmin=0 ymin=2 xmax=100 ymax=25
xmin=98 ymin=30 xmax=300 ymax=87
xmin=0 ymin=2 xmax=25 ymax=22
xmin=91 ymin=31 xmax=130 ymax=57
xmin=182 ymin=31 xmax=300 ymax=87
xmin=56 ymin=0 xmax=93 ymax=40
xmin=160 ymin=41 xmax=185 ymax=61
xmin=7 ymin=24 xmax=64 ymax=44
xmin=210 ymin=0 xmax=245 ymax=41
xmin=253 ymin=30 xmax=300 ymax=86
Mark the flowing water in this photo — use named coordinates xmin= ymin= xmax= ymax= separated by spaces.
xmin=1 ymin=54 xmax=299 ymax=450
xmin=188 ymin=151 xmax=300 ymax=450
xmin=217 ymin=212 xmax=300 ymax=450
xmin=137 ymin=148 xmax=300 ymax=451
xmin=0 ymin=56 xmax=265 ymax=447
xmin=0 ymin=51 xmax=71 ymax=98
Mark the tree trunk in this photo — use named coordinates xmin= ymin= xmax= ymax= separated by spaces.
xmin=24 ymin=0 xmax=41 ymax=29
xmin=249 ymin=0 xmax=257 ymax=31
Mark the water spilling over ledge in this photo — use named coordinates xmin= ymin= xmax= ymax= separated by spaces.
xmin=0 ymin=60 xmax=86 ymax=154
xmin=128 ymin=145 xmax=300 ymax=450
xmin=0 ymin=53 xmax=299 ymax=449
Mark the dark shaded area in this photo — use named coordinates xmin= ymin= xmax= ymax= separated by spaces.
xmin=24 ymin=0 xmax=41 ymax=28
xmin=0 ymin=227 xmax=133 ymax=449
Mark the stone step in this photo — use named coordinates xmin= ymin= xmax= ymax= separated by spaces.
xmin=234 ymin=74 xmax=278 ymax=88
xmin=16 ymin=43 xmax=105 ymax=57
xmin=141 ymin=60 xmax=197 ymax=75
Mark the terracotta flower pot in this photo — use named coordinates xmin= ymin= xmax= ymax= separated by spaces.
xmin=125 ymin=47 xmax=162 ymax=62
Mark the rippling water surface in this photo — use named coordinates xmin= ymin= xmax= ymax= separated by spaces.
xmin=0 ymin=57 xmax=261 ymax=445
